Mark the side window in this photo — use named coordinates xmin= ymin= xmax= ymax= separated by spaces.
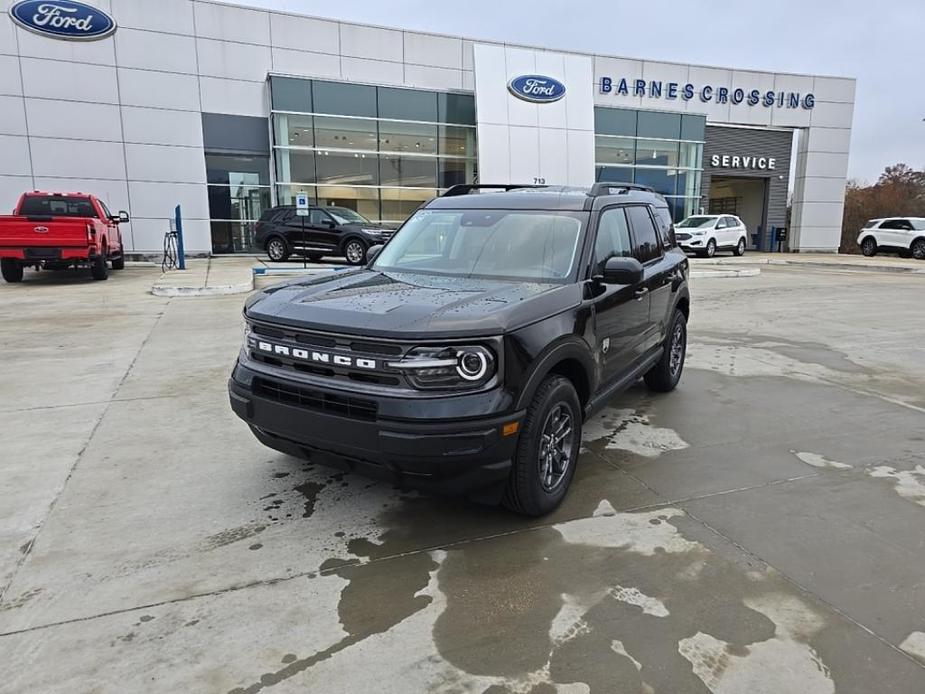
xmin=653 ymin=206 xmax=675 ymax=248
xmin=308 ymin=209 xmax=330 ymax=225
xmin=98 ymin=199 xmax=112 ymax=219
xmin=880 ymin=220 xmax=900 ymax=230
xmin=898 ymin=219 xmax=914 ymax=230
xmin=626 ymin=205 xmax=661 ymax=263
xmin=715 ymin=217 xmax=727 ymax=229
xmin=593 ymin=207 xmax=633 ymax=274
xmin=725 ymin=216 xmax=738 ymax=228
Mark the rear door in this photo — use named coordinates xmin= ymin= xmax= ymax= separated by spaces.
xmin=591 ymin=206 xmax=649 ymax=384
xmin=626 ymin=205 xmax=672 ymax=351
xmin=307 ymin=208 xmax=339 ymax=251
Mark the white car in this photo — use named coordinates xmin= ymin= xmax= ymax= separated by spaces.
xmin=857 ymin=218 xmax=925 ymax=260
xmin=675 ymin=214 xmax=748 ymax=258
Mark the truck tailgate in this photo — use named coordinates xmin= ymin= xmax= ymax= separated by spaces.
xmin=0 ymin=216 xmax=90 ymax=248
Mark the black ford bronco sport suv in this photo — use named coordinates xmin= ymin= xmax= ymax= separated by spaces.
xmin=229 ymin=183 xmax=690 ymax=516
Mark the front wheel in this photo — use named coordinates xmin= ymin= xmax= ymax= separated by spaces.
xmin=1 ymin=258 xmax=23 ymax=283
xmin=90 ymin=254 xmax=108 ymax=281
xmin=503 ymin=375 xmax=581 ymax=517
xmin=912 ymin=238 xmax=925 ymax=260
xmin=733 ymin=238 xmax=746 ymax=256
xmin=644 ymin=309 xmax=687 ymax=393
xmin=111 ymin=252 xmax=125 ymax=270
xmin=860 ymin=237 xmax=877 ymax=257
xmin=344 ymin=239 xmax=367 ymax=265
xmin=266 ymin=236 xmax=290 ymax=262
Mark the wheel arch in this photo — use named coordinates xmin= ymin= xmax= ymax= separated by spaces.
xmin=514 ymin=337 xmax=595 ymax=414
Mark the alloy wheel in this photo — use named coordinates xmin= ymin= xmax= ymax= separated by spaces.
xmin=912 ymin=240 xmax=925 ymax=260
xmin=268 ymin=239 xmax=285 ymax=261
xmin=538 ymin=404 xmax=575 ymax=493
xmin=669 ymin=320 xmax=686 ymax=378
xmin=345 ymin=241 xmax=365 ymax=264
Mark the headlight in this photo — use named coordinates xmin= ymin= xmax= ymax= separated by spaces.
xmin=243 ymin=321 xmax=252 ymax=345
xmin=389 ymin=345 xmax=496 ymax=390
xmin=691 ymin=230 xmax=705 ymax=236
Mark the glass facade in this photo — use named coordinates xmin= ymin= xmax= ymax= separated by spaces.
xmin=206 ymin=154 xmax=272 ymax=253
xmin=594 ymin=107 xmax=705 ymax=221
xmin=270 ymin=77 xmax=477 ymax=224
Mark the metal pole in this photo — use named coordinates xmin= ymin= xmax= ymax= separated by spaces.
xmin=301 ymin=214 xmax=306 ymax=269
xmin=174 ymin=205 xmax=186 ymax=270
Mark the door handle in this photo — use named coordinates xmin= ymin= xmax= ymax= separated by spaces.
xmin=634 ymin=286 xmax=649 ymax=300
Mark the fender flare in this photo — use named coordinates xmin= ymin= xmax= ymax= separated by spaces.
xmin=514 ymin=336 xmax=596 ymax=412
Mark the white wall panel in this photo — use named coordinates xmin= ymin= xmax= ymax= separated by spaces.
xmin=802 ymin=151 xmax=850 ymax=179
xmin=534 ymin=52 xmax=567 ymax=130
xmin=0 ymin=175 xmax=32 ymax=212
xmin=727 ymin=70 xmax=775 ymax=127
xmin=462 ymin=71 xmax=474 ymax=91
xmin=472 ymin=44 xmax=507 ymax=125
xmin=403 ymin=33 xmax=462 ymax=70
xmin=592 ymin=56 xmax=643 ymax=110
xmin=641 ymin=61 xmax=690 ymax=113
xmin=21 ymin=58 xmax=118 ymax=104
xmin=810 ymin=101 xmax=854 ymax=129
xmin=25 ymin=99 xmax=122 ymax=141
xmin=563 ymin=53 xmax=594 ymax=132
xmin=193 ymin=1 xmax=270 ymax=45
xmin=339 ymin=24 xmax=402 ymax=63
xmin=0 ymin=12 xmax=16 ymax=57
xmin=0 ymin=95 xmax=26 ymax=136
xmin=804 ymin=127 xmax=852 ymax=154
xmin=508 ymin=126 xmax=540 ymax=183
xmin=794 ymin=225 xmax=843 ymax=251
xmin=197 ymin=38 xmax=272 ymax=82
xmin=0 ymin=135 xmax=31 ymax=176
xmin=118 ymin=68 xmax=201 ymax=111
xmin=115 ymin=29 xmax=197 ymax=73
xmin=129 ymin=217 xmax=210 ymax=253
xmin=16 ymin=28 xmax=115 ymax=66
xmin=269 ymin=13 xmax=339 ymax=54
xmin=687 ymin=66 xmax=732 ymax=122
xmin=128 ymin=181 xmax=209 ymax=220
xmin=403 ymin=65 xmax=462 ymax=91
xmin=30 ymin=138 xmax=126 ymax=180
xmin=341 ymin=57 xmax=403 ymax=86
xmin=0 ymin=55 xmax=22 ymax=96
xmin=566 ymin=129 xmax=595 ymax=186
xmin=504 ymin=47 xmax=538 ymax=128
xmin=813 ymin=76 xmax=855 ymax=104
xmin=110 ymin=0 xmax=195 ymax=35
xmin=199 ymin=77 xmax=267 ymax=117
xmin=537 ymin=128 xmax=568 ymax=185
xmin=794 ymin=201 xmax=845 ymax=228
xmin=33 ymin=177 xmax=130 ymax=212
xmin=475 ymin=123 xmax=510 ymax=182
xmin=462 ymin=40 xmax=474 ymax=71
xmin=271 ymin=48 xmax=341 ymax=80
xmin=125 ymin=143 xmax=206 ymax=184
xmin=794 ymin=175 xmax=848 ymax=202
xmin=122 ymin=106 xmax=203 ymax=147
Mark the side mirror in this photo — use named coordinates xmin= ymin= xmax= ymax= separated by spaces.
xmin=366 ymin=244 xmax=383 ymax=263
xmin=602 ymin=256 xmax=643 ymax=285
xmin=118 ymin=211 xmax=129 ymax=223
xmin=324 ymin=219 xmax=336 ymax=229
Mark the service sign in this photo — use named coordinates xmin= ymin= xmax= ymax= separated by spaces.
xmin=508 ymin=75 xmax=567 ymax=103
xmin=9 ymin=1 xmax=117 ymax=42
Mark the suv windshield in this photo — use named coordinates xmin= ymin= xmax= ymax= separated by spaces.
xmin=20 ymin=195 xmax=97 ymax=218
xmin=327 ymin=207 xmax=370 ymax=225
xmin=373 ymin=209 xmax=585 ymax=282
xmin=677 ymin=216 xmax=716 ymax=229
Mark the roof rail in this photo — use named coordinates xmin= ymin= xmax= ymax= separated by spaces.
xmin=588 ymin=182 xmax=655 ymax=196
xmin=441 ymin=183 xmax=547 ymax=197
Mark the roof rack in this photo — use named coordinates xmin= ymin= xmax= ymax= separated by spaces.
xmin=588 ymin=182 xmax=655 ymax=196
xmin=441 ymin=183 xmax=547 ymax=197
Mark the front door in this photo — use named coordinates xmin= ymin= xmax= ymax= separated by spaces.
xmin=591 ymin=206 xmax=650 ymax=385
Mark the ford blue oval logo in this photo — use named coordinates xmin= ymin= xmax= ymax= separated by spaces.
xmin=508 ymin=75 xmax=567 ymax=103
xmin=9 ymin=1 xmax=117 ymax=42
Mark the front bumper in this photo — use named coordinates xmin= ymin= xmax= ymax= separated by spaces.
xmin=228 ymin=362 xmax=523 ymax=500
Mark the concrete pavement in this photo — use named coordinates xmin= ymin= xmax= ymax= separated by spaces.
xmin=1 ymin=263 xmax=924 ymax=692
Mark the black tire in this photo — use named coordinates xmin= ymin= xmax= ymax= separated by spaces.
xmin=1 ymin=258 xmax=23 ymax=283
xmin=343 ymin=238 xmax=367 ymax=265
xmin=860 ymin=237 xmax=877 ymax=257
xmin=912 ymin=238 xmax=925 ymax=260
xmin=644 ymin=309 xmax=687 ymax=393
xmin=111 ymin=252 xmax=125 ymax=270
xmin=266 ymin=236 xmax=290 ymax=262
xmin=704 ymin=238 xmax=716 ymax=258
xmin=733 ymin=237 xmax=746 ymax=256
xmin=308 ymin=253 xmax=324 ymax=262
xmin=90 ymin=254 xmax=108 ymax=281
xmin=503 ymin=375 xmax=581 ymax=517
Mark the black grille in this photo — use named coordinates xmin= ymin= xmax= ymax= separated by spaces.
xmin=253 ymin=378 xmax=378 ymax=421
xmin=675 ymin=232 xmax=691 ymax=241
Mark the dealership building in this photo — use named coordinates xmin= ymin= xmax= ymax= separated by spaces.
xmin=0 ymin=0 xmax=856 ymax=255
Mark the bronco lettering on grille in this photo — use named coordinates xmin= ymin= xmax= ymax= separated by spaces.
xmin=255 ymin=341 xmax=377 ymax=370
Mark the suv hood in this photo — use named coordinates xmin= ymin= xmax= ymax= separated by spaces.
xmin=246 ymin=269 xmax=581 ymax=338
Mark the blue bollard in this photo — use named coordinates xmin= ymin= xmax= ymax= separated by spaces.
xmin=174 ymin=204 xmax=186 ymax=270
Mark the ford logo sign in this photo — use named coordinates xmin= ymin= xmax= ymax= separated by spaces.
xmin=507 ymin=75 xmax=567 ymax=103
xmin=9 ymin=1 xmax=117 ymax=42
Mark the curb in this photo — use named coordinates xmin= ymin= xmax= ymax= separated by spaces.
xmin=691 ymin=267 xmax=761 ymax=279
xmin=767 ymin=259 xmax=924 ymax=274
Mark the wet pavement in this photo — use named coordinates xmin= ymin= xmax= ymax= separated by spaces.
xmin=1 ymin=263 xmax=924 ymax=692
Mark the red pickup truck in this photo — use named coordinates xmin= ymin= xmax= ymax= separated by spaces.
xmin=0 ymin=192 xmax=128 ymax=283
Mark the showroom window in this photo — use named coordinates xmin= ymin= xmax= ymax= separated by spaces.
xmin=270 ymin=77 xmax=477 ymax=225
xmin=206 ymin=154 xmax=271 ymax=253
xmin=594 ymin=107 xmax=705 ymax=221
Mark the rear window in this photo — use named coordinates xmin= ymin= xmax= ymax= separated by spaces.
xmin=862 ymin=220 xmax=879 ymax=229
xmin=20 ymin=195 xmax=97 ymax=218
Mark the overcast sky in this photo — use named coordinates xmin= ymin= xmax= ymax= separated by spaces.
xmin=233 ymin=0 xmax=924 ymax=183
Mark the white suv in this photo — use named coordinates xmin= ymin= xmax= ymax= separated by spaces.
xmin=857 ymin=218 xmax=925 ymax=260
xmin=675 ymin=214 xmax=748 ymax=258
